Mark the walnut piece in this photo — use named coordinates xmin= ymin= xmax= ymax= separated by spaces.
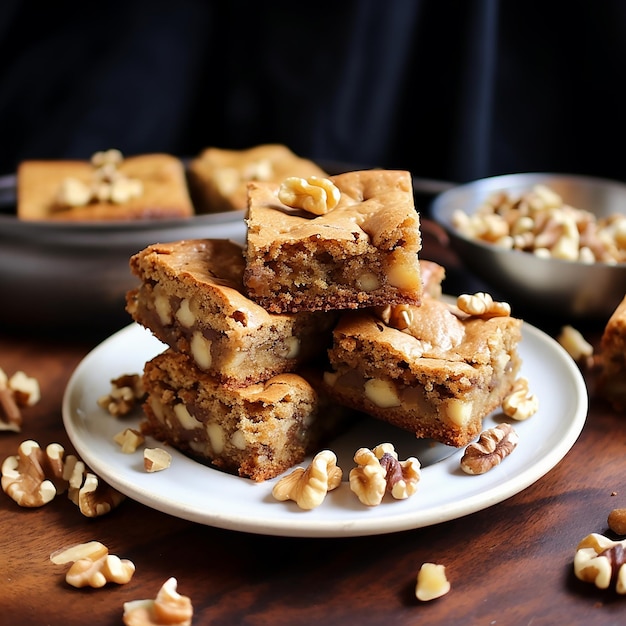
xmin=0 ymin=367 xmax=40 ymax=432
xmin=114 ymin=428 xmax=146 ymax=453
xmin=501 ymin=377 xmax=539 ymax=421
xmin=57 ymin=149 xmax=143 ymax=208
xmin=460 ymin=423 xmax=519 ymax=475
xmin=608 ymin=509 xmax=626 ymax=535
xmin=144 ymin=448 xmax=172 ymax=473
xmin=1 ymin=440 xmax=65 ymax=507
xmin=278 ymin=176 xmax=341 ymax=215
xmin=574 ymin=533 xmax=626 ymax=594
xmin=452 ymin=184 xmax=626 ymax=264
xmin=557 ymin=325 xmax=594 ymax=366
xmin=456 ymin=292 xmax=511 ymax=319
xmin=123 ymin=577 xmax=193 ymax=626
xmin=272 ymin=449 xmax=342 ymax=510
xmin=97 ymin=373 xmax=145 ymax=416
xmin=349 ymin=443 xmax=421 ymax=506
xmin=415 ymin=563 xmax=451 ymax=601
xmin=77 ymin=471 xmax=126 ymax=517
xmin=51 ymin=540 xmax=135 ymax=589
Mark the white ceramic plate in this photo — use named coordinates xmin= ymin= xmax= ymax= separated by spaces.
xmin=62 ymin=321 xmax=587 ymax=538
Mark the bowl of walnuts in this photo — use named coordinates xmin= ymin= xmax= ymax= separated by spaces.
xmin=430 ymin=172 xmax=626 ymax=320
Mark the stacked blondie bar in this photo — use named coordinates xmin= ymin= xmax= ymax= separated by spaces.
xmin=126 ymin=169 xmax=523 ymax=481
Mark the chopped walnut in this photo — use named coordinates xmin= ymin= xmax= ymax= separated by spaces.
xmin=272 ymin=449 xmax=342 ymax=510
xmin=608 ymin=509 xmax=626 ymax=536
xmin=501 ymin=377 xmax=539 ymax=421
xmin=574 ymin=533 xmax=626 ymax=594
xmin=452 ymin=184 xmax=626 ymax=263
xmin=77 ymin=471 xmax=126 ymax=517
xmin=144 ymin=448 xmax=172 ymax=473
xmin=51 ymin=540 xmax=135 ymax=589
xmin=0 ymin=367 xmax=40 ymax=432
xmin=278 ymin=176 xmax=341 ymax=215
xmin=557 ymin=325 xmax=594 ymax=367
xmin=456 ymin=292 xmax=511 ymax=318
xmin=123 ymin=577 xmax=193 ymax=626
xmin=415 ymin=563 xmax=451 ymax=601
xmin=460 ymin=423 xmax=519 ymax=475
xmin=114 ymin=428 xmax=145 ymax=453
xmin=57 ymin=149 xmax=143 ymax=208
xmin=97 ymin=373 xmax=145 ymax=416
xmin=1 ymin=440 xmax=66 ymax=507
xmin=349 ymin=443 xmax=421 ymax=506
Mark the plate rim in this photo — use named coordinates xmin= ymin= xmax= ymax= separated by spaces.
xmin=62 ymin=320 xmax=588 ymax=538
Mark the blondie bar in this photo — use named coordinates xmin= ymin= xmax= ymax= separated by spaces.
xmin=323 ymin=296 xmax=522 ymax=447
xmin=243 ymin=169 xmax=423 ymax=313
xmin=187 ymin=144 xmax=327 ymax=213
xmin=17 ymin=152 xmax=193 ymax=221
xmin=126 ymin=239 xmax=335 ymax=388
xmin=142 ymin=349 xmax=345 ymax=481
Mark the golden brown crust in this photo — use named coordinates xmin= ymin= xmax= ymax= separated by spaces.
xmin=17 ymin=153 xmax=193 ymax=221
xmin=324 ymin=299 xmax=523 ymax=447
xmin=126 ymin=239 xmax=335 ymax=387
xmin=142 ymin=350 xmax=345 ymax=481
xmin=243 ymin=169 xmax=422 ymax=313
xmin=187 ymin=144 xmax=327 ymax=213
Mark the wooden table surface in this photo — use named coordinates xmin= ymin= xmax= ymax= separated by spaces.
xmin=1 ymin=234 xmax=625 ymax=626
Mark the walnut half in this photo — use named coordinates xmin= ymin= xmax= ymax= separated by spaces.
xmin=271 ymin=450 xmax=342 ymax=510
xmin=349 ymin=443 xmax=421 ymax=506
xmin=574 ymin=533 xmax=626 ymax=594
xmin=460 ymin=423 xmax=519 ymax=475
xmin=123 ymin=577 xmax=193 ymax=626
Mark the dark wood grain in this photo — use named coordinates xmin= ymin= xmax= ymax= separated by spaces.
xmin=2 ymin=244 xmax=625 ymax=626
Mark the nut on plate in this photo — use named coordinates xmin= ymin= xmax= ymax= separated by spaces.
xmin=349 ymin=443 xmax=421 ymax=506
xmin=272 ymin=449 xmax=342 ymax=510
xmin=123 ymin=577 xmax=193 ymax=626
xmin=97 ymin=373 xmax=145 ymax=417
xmin=460 ymin=423 xmax=519 ymax=475
xmin=144 ymin=448 xmax=172 ymax=472
xmin=501 ymin=377 xmax=539 ymax=421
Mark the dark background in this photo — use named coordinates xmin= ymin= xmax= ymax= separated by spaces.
xmin=1 ymin=0 xmax=625 ymax=186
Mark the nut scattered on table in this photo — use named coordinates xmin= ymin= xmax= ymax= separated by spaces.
xmin=123 ymin=577 xmax=193 ymax=626
xmin=97 ymin=373 xmax=145 ymax=417
xmin=415 ymin=562 xmax=451 ymax=601
xmin=51 ymin=540 xmax=135 ymax=589
xmin=608 ymin=508 xmax=626 ymax=535
xmin=0 ymin=367 xmax=40 ymax=432
xmin=574 ymin=533 xmax=626 ymax=594
xmin=349 ymin=443 xmax=421 ymax=506
xmin=1 ymin=440 xmax=66 ymax=507
xmin=278 ymin=176 xmax=341 ymax=215
xmin=272 ymin=449 xmax=342 ymax=510
xmin=501 ymin=377 xmax=539 ymax=421
xmin=557 ymin=325 xmax=594 ymax=367
xmin=460 ymin=423 xmax=519 ymax=475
